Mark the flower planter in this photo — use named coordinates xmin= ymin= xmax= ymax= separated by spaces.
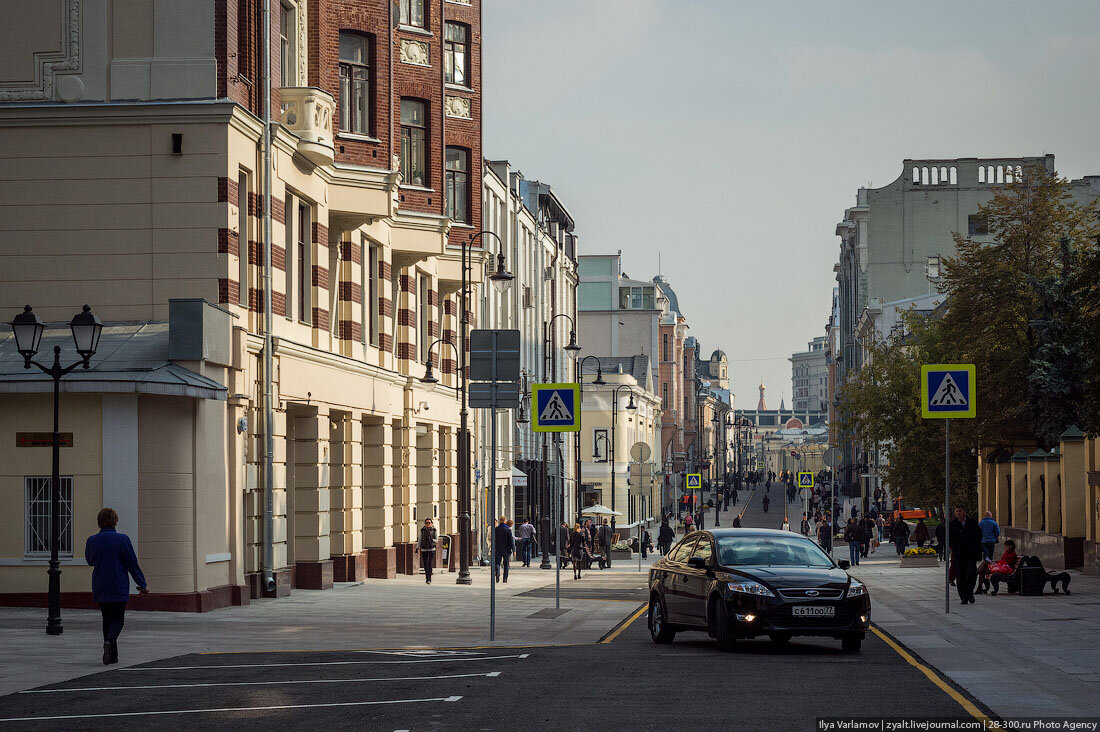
xmin=610 ymin=549 xmax=633 ymax=560
xmin=900 ymin=555 xmax=939 ymax=568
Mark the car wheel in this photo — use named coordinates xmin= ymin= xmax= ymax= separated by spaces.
xmin=841 ymin=634 xmax=862 ymax=652
xmin=768 ymin=632 xmax=791 ymax=647
xmin=649 ymin=595 xmax=675 ymax=644
xmin=714 ymin=599 xmax=737 ymax=652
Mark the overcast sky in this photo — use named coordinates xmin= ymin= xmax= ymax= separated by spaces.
xmin=482 ymin=0 xmax=1100 ymax=409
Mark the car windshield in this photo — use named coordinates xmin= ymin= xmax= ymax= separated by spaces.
xmin=715 ymin=535 xmax=834 ymax=568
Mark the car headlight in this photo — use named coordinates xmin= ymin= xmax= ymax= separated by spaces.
xmin=847 ymin=580 xmax=867 ymax=598
xmin=727 ymin=581 xmax=776 ymax=597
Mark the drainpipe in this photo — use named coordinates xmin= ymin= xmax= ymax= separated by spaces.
xmin=261 ymin=0 xmax=276 ymax=594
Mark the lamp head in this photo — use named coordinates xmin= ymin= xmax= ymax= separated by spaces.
xmin=564 ymin=330 xmax=581 ymax=359
xmin=420 ymin=361 xmax=439 ymax=384
xmin=489 ymin=252 xmax=514 ymax=293
xmin=593 ymin=364 xmax=606 ymax=385
xmin=69 ymin=305 xmax=102 ymax=368
xmin=11 ymin=305 xmax=44 ymax=367
xmin=626 ymin=393 xmax=637 ymax=411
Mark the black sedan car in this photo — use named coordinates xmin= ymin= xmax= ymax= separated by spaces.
xmin=648 ymin=528 xmax=870 ymax=651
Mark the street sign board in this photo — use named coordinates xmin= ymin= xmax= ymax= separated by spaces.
xmin=921 ymin=364 xmax=976 ymax=419
xmin=469 ymin=382 xmax=520 ymax=408
xmin=822 ymin=447 xmax=842 ymax=468
xmin=469 ymin=329 xmax=521 ymax=382
xmin=531 ymin=383 xmax=581 ymax=432
xmin=686 ymin=473 xmax=702 ymax=490
xmin=797 ymin=471 xmax=814 ymax=489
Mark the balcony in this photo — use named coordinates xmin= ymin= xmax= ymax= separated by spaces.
xmin=281 ymin=87 xmax=335 ymax=167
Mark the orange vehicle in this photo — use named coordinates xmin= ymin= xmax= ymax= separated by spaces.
xmin=893 ymin=508 xmax=931 ymax=521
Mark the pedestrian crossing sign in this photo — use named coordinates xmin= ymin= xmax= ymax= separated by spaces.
xmin=686 ymin=474 xmax=702 ymax=490
xmin=531 ymin=383 xmax=581 ymax=432
xmin=921 ymin=364 xmax=976 ymax=419
xmin=797 ymin=471 xmax=814 ymax=489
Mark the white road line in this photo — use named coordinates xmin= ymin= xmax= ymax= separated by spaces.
xmin=356 ymin=650 xmax=484 ymax=657
xmin=20 ymin=671 xmax=502 ymax=694
xmin=0 ymin=696 xmax=463 ymax=723
xmin=123 ymin=653 xmax=529 ymax=672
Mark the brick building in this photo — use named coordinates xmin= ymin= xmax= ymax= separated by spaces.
xmin=0 ymin=0 xmax=489 ymax=609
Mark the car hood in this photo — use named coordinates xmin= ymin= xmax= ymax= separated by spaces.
xmin=721 ymin=565 xmax=850 ymax=588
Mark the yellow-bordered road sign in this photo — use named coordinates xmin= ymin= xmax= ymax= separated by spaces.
xmin=921 ymin=364 xmax=976 ymax=419
xmin=685 ymin=474 xmax=702 ymax=490
xmin=797 ymin=471 xmax=814 ymax=489
xmin=531 ymin=383 xmax=581 ymax=432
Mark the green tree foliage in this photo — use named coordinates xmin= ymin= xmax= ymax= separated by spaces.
xmin=839 ymin=166 xmax=1099 ymax=508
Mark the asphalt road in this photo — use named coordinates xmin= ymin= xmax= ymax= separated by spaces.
xmin=0 ymin=487 xmax=982 ymax=730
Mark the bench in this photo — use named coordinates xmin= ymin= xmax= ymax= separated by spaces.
xmin=989 ymin=555 xmax=1071 ymax=596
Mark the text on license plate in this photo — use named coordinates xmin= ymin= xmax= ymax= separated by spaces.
xmin=792 ymin=605 xmax=835 ymax=617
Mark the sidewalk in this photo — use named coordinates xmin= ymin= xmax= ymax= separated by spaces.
xmin=0 ymin=558 xmax=653 ymax=698
xmin=847 ymin=547 xmax=1100 ymax=717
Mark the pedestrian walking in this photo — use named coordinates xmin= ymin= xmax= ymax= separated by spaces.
xmin=860 ymin=516 xmax=874 ymax=557
xmin=85 ymin=508 xmax=148 ymax=665
xmin=683 ymin=513 xmax=693 ymax=533
xmin=641 ymin=529 xmax=651 ymax=559
xmin=817 ymin=516 xmax=833 ymax=556
xmin=418 ymin=518 xmax=437 ymax=584
xmin=800 ymin=513 xmax=810 ymax=536
xmin=913 ymin=518 xmax=930 ymax=548
xmin=949 ymin=505 xmax=983 ymax=604
xmin=494 ymin=516 xmax=515 ymax=583
xmin=657 ymin=521 xmax=674 ymax=555
xmin=979 ymin=510 xmax=1000 ymax=561
xmin=558 ymin=522 xmax=571 ymax=568
xmin=597 ymin=519 xmax=613 ymax=567
xmin=934 ymin=521 xmax=946 ymax=561
xmin=892 ymin=519 xmax=911 ymax=555
xmin=517 ymin=517 xmax=536 ymax=567
xmin=845 ymin=518 xmax=862 ymax=566
xmin=568 ymin=524 xmax=588 ymax=579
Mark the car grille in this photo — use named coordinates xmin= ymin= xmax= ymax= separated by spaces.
xmin=776 ymin=588 xmax=843 ymax=600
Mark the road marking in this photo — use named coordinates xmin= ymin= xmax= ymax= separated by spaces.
xmin=0 ymin=696 xmax=463 ymax=723
xmin=199 ymin=642 xmax=568 ymax=655
xmin=20 ymin=671 xmax=501 ymax=694
xmin=355 ymin=650 xmax=484 ymax=657
xmin=870 ymin=625 xmax=989 ymax=723
xmin=598 ymin=603 xmax=647 ymax=644
xmin=124 ymin=653 xmax=529 ymax=672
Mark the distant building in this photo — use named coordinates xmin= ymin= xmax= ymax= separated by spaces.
xmin=790 ymin=337 xmax=828 ymax=413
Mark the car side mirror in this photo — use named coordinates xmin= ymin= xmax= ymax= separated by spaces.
xmin=838 ymin=560 xmax=851 ymax=570
xmin=687 ymin=556 xmax=708 ymax=570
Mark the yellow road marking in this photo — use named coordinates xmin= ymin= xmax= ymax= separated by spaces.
xmin=870 ymin=625 xmax=989 ymax=723
xmin=599 ymin=603 xmax=647 ymax=644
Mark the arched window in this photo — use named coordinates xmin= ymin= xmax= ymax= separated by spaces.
xmin=921 ymin=167 xmax=930 ymax=185
xmin=1005 ymin=166 xmax=1013 ymax=184
xmin=931 ymin=167 xmax=939 ymax=185
xmin=978 ymin=166 xmax=985 ymax=183
xmin=996 ymin=165 xmax=1004 ymax=183
xmin=913 ymin=166 xmax=920 ymax=184
xmin=940 ymin=166 xmax=948 ymax=184
xmin=949 ymin=167 xmax=957 ymax=184
xmin=1015 ymin=165 xmax=1023 ymax=181
xmin=987 ymin=166 xmax=995 ymax=183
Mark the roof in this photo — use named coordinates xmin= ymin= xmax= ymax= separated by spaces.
xmin=711 ymin=349 xmax=726 ymax=360
xmin=652 ymin=275 xmax=682 ymax=317
xmin=580 ymin=355 xmax=651 ymax=390
xmin=0 ymin=323 xmax=227 ymax=400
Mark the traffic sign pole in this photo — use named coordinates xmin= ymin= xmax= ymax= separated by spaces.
xmin=945 ymin=419 xmax=950 ymax=615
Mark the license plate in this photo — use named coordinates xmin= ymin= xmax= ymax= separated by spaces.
xmin=792 ymin=605 xmax=835 ymax=618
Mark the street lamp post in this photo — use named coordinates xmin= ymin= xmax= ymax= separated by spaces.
xmin=454 ymin=232 xmax=513 ymax=585
xmin=609 ymin=384 xmax=636 ymax=560
xmin=541 ymin=314 xmax=580 ymax=569
xmin=576 ymin=356 xmax=604 ymax=524
xmin=10 ymin=305 xmax=103 ymax=635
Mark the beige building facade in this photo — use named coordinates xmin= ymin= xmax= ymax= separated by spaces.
xmin=0 ymin=0 xmax=486 ymax=608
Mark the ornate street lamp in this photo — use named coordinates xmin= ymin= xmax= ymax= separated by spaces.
xmin=576 ymin=355 xmax=604 ymax=524
xmin=11 ymin=304 xmax=102 ymax=635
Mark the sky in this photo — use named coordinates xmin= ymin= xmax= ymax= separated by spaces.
xmin=482 ymin=0 xmax=1100 ymax=408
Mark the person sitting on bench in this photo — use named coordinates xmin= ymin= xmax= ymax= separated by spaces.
xmin=978 ymin=539 xmax=1019 ymax=594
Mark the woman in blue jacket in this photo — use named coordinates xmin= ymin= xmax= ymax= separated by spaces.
xmin=85 ymin=508 xmax=148 ymax=664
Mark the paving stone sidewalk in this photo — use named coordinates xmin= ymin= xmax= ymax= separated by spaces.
xmin=0 ymin=559 xmax=654 ymax=698
xmin=847 ymin=548 xmax=1100 ymax=718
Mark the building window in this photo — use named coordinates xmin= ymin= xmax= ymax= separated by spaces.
xmin=400 ymin=99 xmax=427 ymax=186
xmin=662 ymin=333 xmax=669 ymax=361
xmin=339 ymin=32 xmax=371 ymax=135
xmin=593 ymin=429 xmax=608 ymax=462
xmin=419 ymin=273 xmax=431 ymax=363
xmin=444 ymin=22 xmax=469 ymax=86
xmin=968 ymin=214 xmax=989 ymax=236
xmin=297 ymin=201 xmax=311 ymax=323
xmin=284 ymin=194 xmax=294 ymax=319
xmin=399 ymin=0 xmax=425 ymax=29
xmin=25 ymin=476 xmax=73 ymax=558
xmin=445 ymin=147 xmax=469 ymax=223
xmin=238 ymin=171 xmax=250 ymax=307
xmin=662 ymin=382 xmax=668 ymax=409
xmin=280 ymin=2 xmax=296 ymax=88
xmin=618 ymin=286 xmax=655 ymax=309
xmin=366 ymin=241 xmax=379 ymax=345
